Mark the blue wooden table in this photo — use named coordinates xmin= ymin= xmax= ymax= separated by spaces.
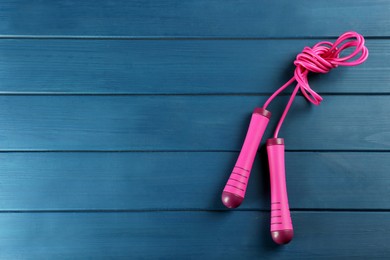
xmin=0 ymin=1 xmax=389 ymax=258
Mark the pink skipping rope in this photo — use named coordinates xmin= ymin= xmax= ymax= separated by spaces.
xmin=221 ymin=31 xmax=369 ymax=245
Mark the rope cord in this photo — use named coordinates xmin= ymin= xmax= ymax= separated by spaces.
xmin=262 ymin=31 xmax=369 ymax=138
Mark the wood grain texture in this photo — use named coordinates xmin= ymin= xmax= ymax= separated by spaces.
xmin=0 ymin=152 xmax=388 ymax=210
xmin=0 ymin=95 xmax=388 ymax=151
xmin=0 ymin=0 xmax=389 ymax=37
xmin=0 ymin=39 xmax=386 ymax=94
xmin=0 ymin=211 xmax=388 ymax=259
xmin=0 ymin=0 xmax=388 ymax=257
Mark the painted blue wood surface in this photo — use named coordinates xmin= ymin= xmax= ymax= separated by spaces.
xmin=0 ymin=39 xmax=386 ymax=94
xmin=0 ymin=96 xmax=388 ymax=150
xmin=0 ymin=152 xmax=388 ymax=210
xmin=0 ymin=0 xmax=389 ymax=258
xmin=0 ymin=0 xmax=389 ymax=37
xmin=0 ymin=212 xmax=389 ymax=259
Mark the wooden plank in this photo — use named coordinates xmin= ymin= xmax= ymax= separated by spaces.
xmin=0 ymin=0 xmax=389 ymax=37
xmin=0 ymin=211 xmax=388 ymax=258
xmin=0 ymin=152 xmax=388 ymax=210
xmin=0 ymin=39 xmax=385 ymax=94
xmin=0 ymin=95 xmax=388 ymax=151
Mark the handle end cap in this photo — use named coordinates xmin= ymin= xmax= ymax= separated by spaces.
xmin=267 ymin=138 xmax=284 ymax=146
xmin=271 ymin=229 xmax=293 ymax=245
xmin=222 ymin=191 xmax=243 ymax=208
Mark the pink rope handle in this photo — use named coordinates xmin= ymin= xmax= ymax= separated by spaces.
xmin=263 ymin=31 xmax=369 ymax=138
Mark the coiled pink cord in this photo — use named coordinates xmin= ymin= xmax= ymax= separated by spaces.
xmin=263 ymin=31 xmax=369 ymax=138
